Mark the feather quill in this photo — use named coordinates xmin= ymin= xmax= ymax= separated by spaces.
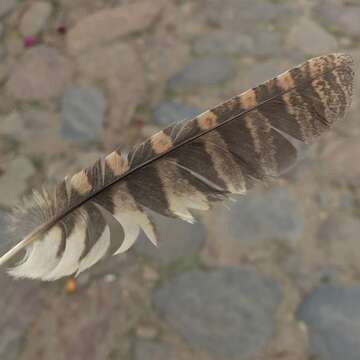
xmin=0 ymin=53 xmax=354 ymax=280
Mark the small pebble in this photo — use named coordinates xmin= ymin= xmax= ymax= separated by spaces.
xmin=65 ymin=278 xmax=77 ymax=294
xmin=136 ymin=325 xmax=159 ymax=340
xmin=104 ymin=274 xmax=116 ymax=283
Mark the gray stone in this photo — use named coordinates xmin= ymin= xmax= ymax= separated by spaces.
xmin=287 ymin=17 xmax=337 ymax=55
xmin=19 ymin=1 xmax=53 ymax=36
xmin=251 ymin=31 xmax=283 ymax=57
xmin=60 ymin=86 xmax=106 ymax=141
xmin=135 ymin=341 xmax=178 ymax=360
xmin=313 ymin=1 xmax=360 ymax=38
xmin=193 ymin=33 xmax=254 ymax=56
xmin=152 ymin=101 xmax=201 ymax=127
xmin=0 ymin=157 xmax=35 ymax=207
xmin=153 ymin=268 xmax=281 ymax=358
xmin=6 ymin=46 xmax=74 ymax=101
xmin=227 ymin=187 xmax=303 ymax=243
xmin=169 ymin=56 xmax=235 ymax=91
xmin=204 ymin=0 xmax=294 ymax=29
xmin=0 ymin=0 xmax=16 ymax=18
xmin=297 ymin=285 xmax=360 ymax=360
xmin=0 ymin=210 xmax=11 ymax=255
xmin=0 ymin=274 xmax=45 ymax=360
xmin=317 ymin=212 xmax=360 ymax=271
xmin=135 ymin=213 xmax=205 ymax=265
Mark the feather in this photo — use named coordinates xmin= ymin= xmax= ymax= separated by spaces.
xmin=0 ymin=53 xmax=354 ymax=280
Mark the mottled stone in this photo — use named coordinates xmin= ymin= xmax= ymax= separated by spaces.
xmin=135 ymin=341 xmax=178 ymax=360
xmin=321 ymin=139 xmax=360 ymax=186
xmin=76 ymin=42 xmax=146 ymax=148
xmin=193 ymin=32 xmax=254 ymax=56
xmin=20 ymin=278 xmax=142 ymax=360
xmin=297 ymin=285 xmax=360 ymax=360
xmin=19 ymin=1 xmax=52 ymax=36
xmin=135 ymin=213 xmax=205 ymax=265
xmin=202 ymin=187 xmax=303 ymax=266
xmin=203 ymin=0 xmax=295 ymax=29
xmin=0 ymin=274 xmax=45 ymax=360
xmin=60 ymin=86 xmax=106 ymax=141
xmin=0 ymin=0 xmax=16 ymax=18
xmin=67 ymin=1 xmax=164 ymax=54
xmin=6 ymin=46 xmax=74 ymax=101
xmin=169 ymin=56 xmax=235 ymax=91
xmin=0 ymin=157 xmax=35 ymax=207
xmin=153 ymin=269 xmax=281 ymax=358
xmin=152 ymin=101 xmax=201 ymax=127
xmin=0 ymin=209 xmax=11 ymax=254
xmin=313 ymin=1 xmax=360 ymax=38
xmin=227 ymin=188 xmax=303 ymax=242
xmin=317 ymin=212 xmax=360 ymax=271
xmin=251 ymin=31 xmax=283 ymax=57
xmin=287 ymin=17 xmax=337 ymax=55
xmin=0 ymin=112 xmax=24 ymax=136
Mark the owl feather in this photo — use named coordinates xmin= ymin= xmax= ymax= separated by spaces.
xmin=0 ymin=53 xmax=354 ymax=280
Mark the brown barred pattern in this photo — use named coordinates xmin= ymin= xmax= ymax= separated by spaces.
xmin=1 ymin=53 xmax=354 ymax=280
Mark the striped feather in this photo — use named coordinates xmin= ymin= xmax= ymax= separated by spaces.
xmin=0 ymin=53 xmax=354 ymax=281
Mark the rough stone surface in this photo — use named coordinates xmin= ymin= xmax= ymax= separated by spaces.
xmin=227 ymin=188 xmax=303 ymax=242
xmin=287 ymin=17 xmax=337 ymax=55
xmin=169 ymin=56 xmax=235 ymax=91
xmin=317 ymin=212 xmax=360 ymax=271
xmin=67 ymin=1 xmax=164 ymax=54
xmin=0 ymin=157 xmax=35 ymax=207
xmin=135 ymin=214 xmax=205 ymax=265
xmin=60 ymin=86 xmax=106 ymax=141
xmin=297 ymin=285 xmax=360 ymax=360
xmin=152 ymin=101 xmax=201 ymax=127
xmin=135 ymin=341 xmax=179 ymax=360
xmin=313 ymin=1 xmax=360 ymax=38
xmin=0 ymin=275 xmax=45 ymax=360
xmin=20 ymin=274 xmax=146 ymax=360
xmin=0 ymin=209 xmax=10 ymax=254
xmin=6 ymin=46 xmax=74 ymax=101
xmin=0 ymin=0 xmax=16 ymax=18
xmin=76 ymin=42 xmax=146 ymax=146
xmin=19 ymin=1 xmax=53 ymax=36
xmin=193 ymin=32 xmax=254 ymax=56
xmin=321 ymin=139 xmax=360 ymax=186
xmin=153 ymin=269 xmax=281 ymax=358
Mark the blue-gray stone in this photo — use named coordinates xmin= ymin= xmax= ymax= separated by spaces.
xmin=152 ymin=101 xmax=201 ymax=127
xmin=297 ymin=285 xmax=360 ymax=360
xmin=169 ymin=56 xmax=235 ymax=91
xmin=153 ymin=268 xmax=281 ymax=358
xmin=60 ymin=86 xmax=106 ymax=141
xmin=135 ymin=213 xmax=204 ymax=264
xmin=227 ymin=187 xmax=303 ymax=242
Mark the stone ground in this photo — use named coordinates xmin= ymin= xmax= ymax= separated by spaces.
xmin=0 ymin=0 xmax=360 ymax=359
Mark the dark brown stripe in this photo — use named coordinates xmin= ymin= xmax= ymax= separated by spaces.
xmin=168 ymin=140 xmax=228 ymax=191
xmin=125 ymin=163 xmax=172 ymax=217
xmin=79 ymin=203 xmax=107 ymax=261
